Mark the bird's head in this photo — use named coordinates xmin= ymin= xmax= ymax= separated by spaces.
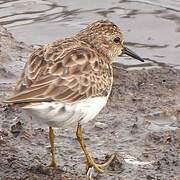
xmin=76 ymin=20 xmax=144 ymax=62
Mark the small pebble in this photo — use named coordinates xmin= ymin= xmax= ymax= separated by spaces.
xmin=95 ymin=122 xmax=108 ymax=129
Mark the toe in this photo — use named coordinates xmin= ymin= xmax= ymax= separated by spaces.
xmin=47 ymin=160 xmax=58 ymax=167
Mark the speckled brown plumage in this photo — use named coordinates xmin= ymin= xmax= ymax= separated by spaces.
xmin=5 ymin=21 xmax=124 ymax=105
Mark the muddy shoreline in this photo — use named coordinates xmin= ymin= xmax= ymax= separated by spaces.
xmin=0 ymin=26 xmax=179 ymax=180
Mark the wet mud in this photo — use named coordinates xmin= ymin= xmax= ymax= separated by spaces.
xmin=0 ymin=26 xmax=180 ymax=180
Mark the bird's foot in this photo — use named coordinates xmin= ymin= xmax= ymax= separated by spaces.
xmin=86 ymin=154 xmax=115 ymax=174
xmin=34 ymin=157 xmax=58 ymax=168
xmin=47 ymin=159 xmax=58 ymax=168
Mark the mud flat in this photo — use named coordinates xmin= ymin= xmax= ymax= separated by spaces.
xmin=0 ymin=26 xmax=179 ymax=180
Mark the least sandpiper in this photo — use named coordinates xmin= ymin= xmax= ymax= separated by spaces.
xmin=4 ymin=20 xmax=144 ymax=175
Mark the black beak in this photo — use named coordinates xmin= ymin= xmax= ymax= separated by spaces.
xmin=121 ymin=47 xmax=144 ymax=62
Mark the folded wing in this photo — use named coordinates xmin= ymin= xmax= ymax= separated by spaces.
xmin=4 ymin=38 xmax=112 ymax=105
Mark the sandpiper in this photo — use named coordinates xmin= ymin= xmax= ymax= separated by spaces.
xmin=4 ymin=20 xmax=144 ymax=175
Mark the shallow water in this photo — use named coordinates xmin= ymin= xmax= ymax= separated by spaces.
xmin=0 ymin=0 xmax=180 ymax=68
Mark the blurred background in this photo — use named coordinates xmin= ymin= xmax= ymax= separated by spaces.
xmin=0 ymin=0 xmax=180 ymax=68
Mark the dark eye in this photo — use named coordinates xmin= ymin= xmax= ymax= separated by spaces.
xmin=114 ymin=37 xmax=120 ymax=43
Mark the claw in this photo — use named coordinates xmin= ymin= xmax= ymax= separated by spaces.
xmin=86 ymin=167 xmax=94 ymax=180
xmin=86 ymin=154 xmax=115 ymax=173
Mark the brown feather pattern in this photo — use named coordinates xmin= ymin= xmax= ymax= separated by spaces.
xmin=4 ymin=20 xmax=128 ymax=105
xmin=5 ymin=37 xmax=113 ymax=105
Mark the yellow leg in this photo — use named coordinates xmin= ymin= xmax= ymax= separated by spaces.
xmin=76 ymin=123 xmax=115 ymax=173
xmin=47 ymin=126 xmax=58 ymax=167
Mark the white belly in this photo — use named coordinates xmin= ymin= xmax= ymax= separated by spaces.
xmin=23 ymin=97 xmax=107 ymax=128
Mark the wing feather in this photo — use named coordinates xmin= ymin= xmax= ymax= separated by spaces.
xmin=4 ymin=38 xmax=113 ymax=105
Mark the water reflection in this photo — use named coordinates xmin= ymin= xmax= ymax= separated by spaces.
xmin=133 ymin=0 xmax=180 ymax=12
